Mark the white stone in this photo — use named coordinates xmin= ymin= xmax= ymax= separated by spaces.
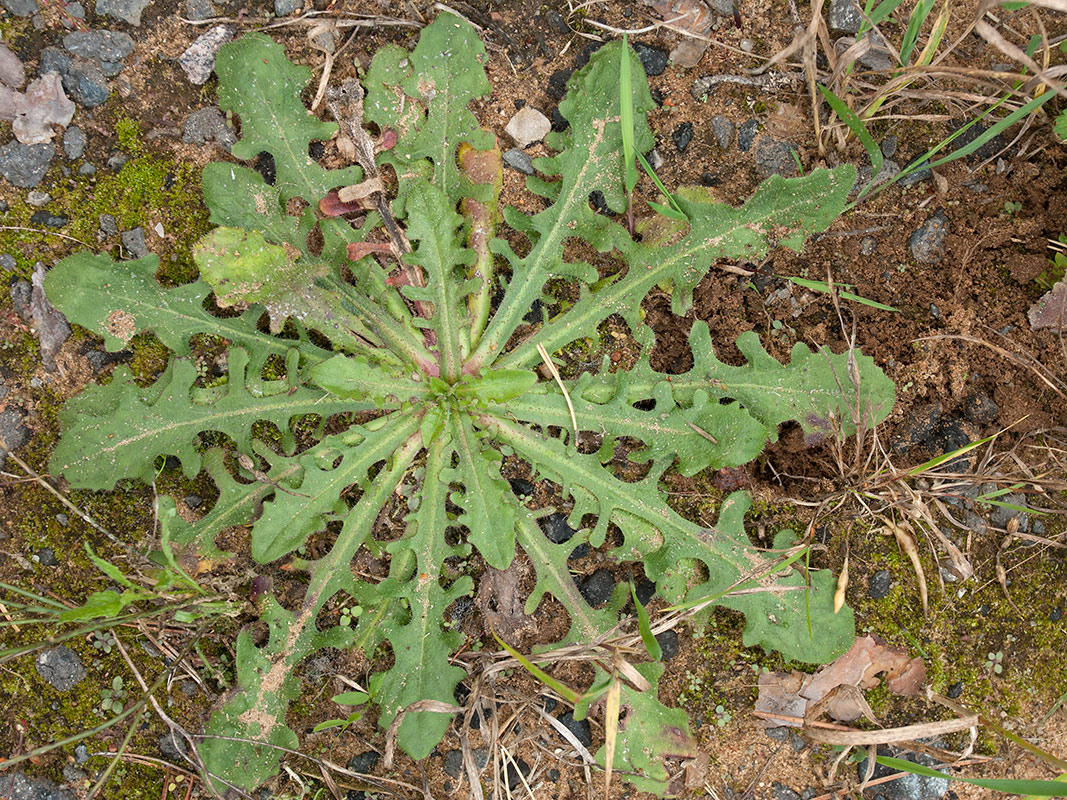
xmin=504 ymin=106 xmax=550 ymax=148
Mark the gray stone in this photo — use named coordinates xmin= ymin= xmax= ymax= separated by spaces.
xmin=30 ymin=210 xmax=67 ymax=227
xmin=737 ymin=118 xmax=759 ymax=151
xmin=708 ymin=0 xmax=735 ymax=15
xmin=96 ymin=0 xmax=152 ymax=25
xmin=0 ymin=253 xmax=16 ymax=271
xmin=77 ymin=162 xmax=95 ymax=175
xmin=63 ymin=125 xmax=85 ymax=159
xmin=857 ymin=749 xmax=949 ymax=800
xmin=828 ymin=0 xmax=862 ymax=33
xmin=35 ymin=547 xmax=58 ymax=566
xmin=177 ymin=25 xmax=235 ymax=86
xmin=909 ymin=210 xmax=949 ymax=264
xmin=881 ymin=134 xmax=898 ymax=158
xmin=860 ymin=236 xmax=877 ymax=256
xmin=858 ymin=31 xmax=895 ymax=71
xmin=505 ymin=106 xmax=550 ymax=148
xmin=98 ymin=61 xmax=124 ymax=78
xmin=442 ymin=749 xmax=463 ymax=778
xmin=632 ymin=42 xmax=668 ymax=76
xmin=345 ymin=750 xmax=378 ymax=773
xmin=41 ymin=48 xmax=110 ymax=108
xmin=0 ymin=408 xmax=30 ymax=469
xmin=900 ymin=161 xmax=932 ymax=186
xmin=0 ymin=772 xmax=76 ymax=800
xmin=558 ymin=711 xmax=592 ymax=747
xmin=755 ymin=137 xmax=798 ymax=177
xmin=34 ymin=645 xmax=87 ymax=691
xmin=648 ymin=148 xmax=664 ymax=170
xmin=991 ymin=495 xmax=1029 ymax=533
xmin=63 ymin=30 xmax=134 ymax=63
xmin=0 ymin=0 xmax=38 ymax=16
xmin=655 ymin=628 xmax=679 ymax=660
xmin=0 ymin=43 xmax=26 ymax=89
xmin=26 ymin=190 xmax=49 ymax=206
xmin=711 ymin=114 xmax=736 ymax=148
xmin=121 ymin=227 xmax=148 ymax=258
xmin=773 ymin=783 xmax=802 ymax=800
xmin=74 ymin=743 xmax=89 ymax=763
xmin=182 ymin=106 xmax=235 ymax=151
xmin=503 ymin=147 xmax=534 ymax=175
xmin=184 ymin=0 xmax=217 ymax=20
xmin=60 ymin=1 xmax=85 ymax=25
xmin=63 ymin=764 xmax=88 ymax=782
xmin=0 ymin=140 xmax=53 ymax=188
xmin=98 ymin=213 xmax=117 ymax=236
xmin=868 ymin=569 xmax=892 ymax=599
xmin=273 ymin=0 xmax=301 ymax=14
xmin=578 ymin=568 xmax=615 ymax=607
xmin=158 ymin=731 xmax=187 ymax=761
xmin=107 ymin=152 xmax=129 ymax=170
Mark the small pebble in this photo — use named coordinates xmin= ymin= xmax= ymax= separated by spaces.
xmin=578 ymin=568 xmax=615 ymax=607
xmin=121 ymin=227 xmax=148 ymax=258
xmin=860 ymin=236 xmax=877 ymax=256
xmin=74 ymin=743 xmax=90 ymax=763
xmin=648 ymin=148 xmax=664 ymax=170
xmin=541 ymin=512 xmax=575 ymax=544
xmin=29 ymin=210 xmax=68 ymax=228
xmin=672 ymin=121 xmax=693 ymax=153
xmin=26 ymin=190 xmax=50 ymax=206
xmin=655 ymin=629 xmax=679 ymax=660
xmin=632 ymin=42 xmax=668 ymax=76
xmin=107 ymin=152 xmax=130 ymax=171
xmin=868 ymin=569 xmax=892 ymax=599
xmin=558 ymin=711 xmax=592 ymax=747
xmin=78 ymin=163 xmax=96 ymax=175
xmin=737 ymin=118 xmax=759 ymax=152
xmin=505 ymin=106 xmax=550 ymax=148
xmin=740 ymin=38 xmax=754 ymax=52
xmin=346 ymin=751 xmax=379 ymax=773
xmin=503 ymin=148 xmax=534 ymax=175
xmin=0 ymin=253 xmax=16 ymax=271
xmin=36 ymin=547 xmax=59 ymax=566
xmin=909 ymin=210 xmax=949 ymax=264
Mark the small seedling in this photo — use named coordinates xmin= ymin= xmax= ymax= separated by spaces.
xmin=98 ymin=676 xmax=126 ymax=715
xmin=986 ymin=650 xmax=1005 ymax=674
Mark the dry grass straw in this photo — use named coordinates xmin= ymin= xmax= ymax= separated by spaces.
xmin=763 ymin=0 xmax=1067 ymax=166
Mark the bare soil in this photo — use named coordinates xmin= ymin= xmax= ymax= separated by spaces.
xmin=2 ymin=0 xmax=1067 ymax=799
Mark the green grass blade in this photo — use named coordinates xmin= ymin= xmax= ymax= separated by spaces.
xmin=494 ymin=632 xmax=581 ymax=704
xmin=876 ymin=757 xmax=1067 ymax=795
xmin=899 ymin=0 xmax=935 ymax=65
xmin=635 ymin=151 xmax=688 ymax=219
xmin=787 ymin=275 xmax=897 ymax=311
xmin=630 ymin=582 xmax=662 ymax=660
xmin=818 ymin=86 xmax=882 ymax=179
xmin=620 ymin=35 xmax=638 ymax=194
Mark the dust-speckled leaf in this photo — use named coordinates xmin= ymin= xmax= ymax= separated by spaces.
xmin=214 ymin=33 xmax=362 ymax=202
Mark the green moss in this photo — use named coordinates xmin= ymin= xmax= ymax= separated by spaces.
xmin=114 ymin=114 xmax=145 ymax=156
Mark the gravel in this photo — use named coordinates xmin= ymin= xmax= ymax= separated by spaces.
xmin=63 ymin=30 xmax=134 ymax=62
xmin=121 ymin=227 xmax=148 ymax=258
xmin=558 ymin=711 xmax=592 ymax=747
xmin=868 ymin=569 xmax=892 ymax=599
xmin=711 ymin=114 xmax=736 ymax=148
xmin=0 ymin=140 xmax=53 ymax=187
xmin=578 ymin=568 xmax=615 ymax=607
xmin=909 ymin=210 xmax=949 ymax=264
xmin=96 ymin=0 xmax=153 ymax=25
xmin=34 ymin=645 xmax=87 ymax=691
xmin=672 ymin=121 xmax=694 ymax=153
xmin=632 ymin=42 xmax=668 ymax=76
xmin=503 ymin=147 xmax=534 ymax=175
xmin=737 ymin=118 xmax=759 ymax=152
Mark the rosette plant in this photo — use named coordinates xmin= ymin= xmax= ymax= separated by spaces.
xmin=44 ymin=13 xmax=894 ymax=793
